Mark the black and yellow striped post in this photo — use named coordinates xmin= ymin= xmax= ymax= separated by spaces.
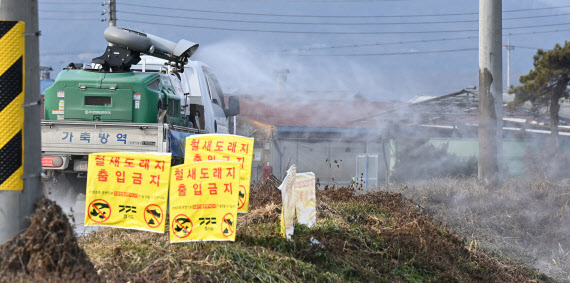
xmin=0 ymin=21 xmax=24 ymax=191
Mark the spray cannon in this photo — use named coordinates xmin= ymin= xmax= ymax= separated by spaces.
xmin=92 ymin=26 xmax=199 ymax=72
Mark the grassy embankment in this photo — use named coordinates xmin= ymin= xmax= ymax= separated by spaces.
xmin=77 ymin=182 xmax=551 ymax=282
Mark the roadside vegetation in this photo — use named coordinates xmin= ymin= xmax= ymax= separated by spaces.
xmin=383 ymin=176 xmax=569 ymax=282
xmin=0 ymin=178 xmax=556 ymax=282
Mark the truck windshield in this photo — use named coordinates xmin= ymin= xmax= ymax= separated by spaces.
xmin=202 ymin=67 xmax=226 ymax=109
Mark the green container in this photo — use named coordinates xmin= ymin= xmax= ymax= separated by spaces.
xmin=44 ymin=69 xmax=184 ymax=125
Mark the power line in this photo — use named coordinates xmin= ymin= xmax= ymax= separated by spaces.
xmin=504 ymin=21 xmax=570 ymax=30
xmin=40 ymin=51 xmax=101 ymax=56
xmin=117 ymin=10 xmax=570 ymax=26
xmin=40 ymin=18 xmax=100 ymax=21
xmin=120 ymin=19 xmax=480 ymax=34
xmin=507 ymin=28 xmax=570 ymax=36
xmin=297 ymin=47 xmax=478 ymax=56
xmin=504 ymin=12 xmax=570 ymax=21
xmin=118 ymin=2 xmax=478 ymax=18
xmin=120 ymin=18 xmax=570 ymax=35
xmin=510 ymin=45 xmax=543 ymax=50
xmin=118 ymin=10 xmax=478 ymax=26
xmin=40 ymin=1 xmax=101 ymax=4
xmin=41 ymin=8 xmax=570 ymax=26
xmin=118 ymin=3 xmax=570 ymax=18
xmin=282 ymin=36 xmax=478 ymax=52
xmin=505 ymin=5 xmax=570 ymax=13
xmin=39 ymin=10 xmax=96 ymax=13
xmin=284 ymin=29 xmax=570 ymax=52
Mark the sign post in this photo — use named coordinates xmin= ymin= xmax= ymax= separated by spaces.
xmin=0 ymin=0 xmax=42 ymax=244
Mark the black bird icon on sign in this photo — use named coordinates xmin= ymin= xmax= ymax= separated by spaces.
xmin=94 ymin=202 xmax=110 ymax=209
xmin=90 ymin=202 xmax=110 ymax=219
xmin=147 ymin=209 xmax=161 ymax=218
xmin=225 ymin=218 xmax=233 ymax=226
xmin=174 ymin=217 xmax=191 ymax=233
xmin=239 ymin=191 xmax=245 ymax=198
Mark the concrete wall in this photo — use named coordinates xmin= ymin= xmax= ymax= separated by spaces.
xmin=272 ymin=139 xmax=391 ymax=187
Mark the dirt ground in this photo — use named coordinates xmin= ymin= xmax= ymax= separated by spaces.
xmin=0 ymin=177 xmax=557 ymax=282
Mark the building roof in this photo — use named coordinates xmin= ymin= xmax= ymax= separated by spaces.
xmin=40 ymin=79 xmax=55 ymax=95
xmin=238 ymin=95 xmax=395 ymax=128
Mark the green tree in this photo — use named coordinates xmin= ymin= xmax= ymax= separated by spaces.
xmin=511 ymin=42 xmax=570 ymax=150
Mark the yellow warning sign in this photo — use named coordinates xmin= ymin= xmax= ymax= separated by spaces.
xmin=169 ymin=161 xmax=240 ymax=242
xmin=0 ymin=21 xmax=25 ymax=191
xmin=84 ymin=152 xmax=171 ymax=233
xmin=184 ymin=134 xmax=254 ymax=213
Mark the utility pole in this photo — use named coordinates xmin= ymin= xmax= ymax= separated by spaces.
xmin=478 ymin=0 xmax=503 ymax=184
xmin=0 ymin=0 xmax=42 ymax=243
xmin=102 ymin=0 xmax=116 ymax=27
xmin=503 ymin=33 xmax=514 ymax=92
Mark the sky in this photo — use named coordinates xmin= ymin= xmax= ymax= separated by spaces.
xmin=38 ymin=0 xmax=570 ymax=101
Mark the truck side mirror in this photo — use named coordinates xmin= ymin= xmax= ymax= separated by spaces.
xmin=225 ymin=96 xmax=240 ymax=117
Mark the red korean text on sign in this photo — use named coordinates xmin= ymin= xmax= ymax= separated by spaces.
xmin=226 ymin=167 xmax=235 ymax=178
xmin=193 ymin=183 xmax=202 ymax=195
xmin=240 ymin=143 xmax=249 ymax=154
xmin=155 ymin=160 xmax=166 ymax=172
xmin=109 ymin=156 xmax=120 ymax=167
xmin=116 ymin=171 xmax=125 ymax=183
xmin=200 ymin=168 xmax=209 ymax=179
xmin=191 ymin=139 xmax=200 ymax=151
xmin=97 ymin=169 xmax=108 ymax=182
xmin=133 ymin=172 xmax=142 ymax=185
xmin=187 ymin=168 xmax=196 ymax=180
xmin=214 ymin=141 xmax=224 ymax=151
xmin=150 ymin=175 xmax=160 ymax=187
xmin=95 ymin=155 xmax=105 ymax=166
xmin=227 ymin=142 xmax=236 ymax=153
xmin=139 ymin=159 xmax=150 ymax=170
xmin=175 ymin=168 xmax=184 ymax=181
xmin=208 ymin=183 xmax=218 ymax=195
xmin=125 ymin=158 xmax=134 ymax=167
xmin=178 ymin=184 xmax=187 ymax=196
xmin=202 ymin=140 xmax=212 ymax=151
xmin=236 ymin=157 xmax=245 ymax=169
xmin=224 ymin=183 xmax=232 ymax=194
xmin=213 ymin=167 xmax=222 ymax=179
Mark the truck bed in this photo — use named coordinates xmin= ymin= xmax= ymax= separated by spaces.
xmin=41 ymin=120 xmax=199 ymax=155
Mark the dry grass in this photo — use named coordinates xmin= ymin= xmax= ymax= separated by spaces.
xmin=0 ymin=180 xmax=555 ymax=282
xmin=73 ymin=186 xmax=552 ymax=282
xmin=381 ymin=176 xmax=570 ymax=282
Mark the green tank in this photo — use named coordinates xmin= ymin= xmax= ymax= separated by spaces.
xmin=44 ymin=69 xmax=185 ymax=126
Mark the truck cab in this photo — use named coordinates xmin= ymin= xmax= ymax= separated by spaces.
xmin=133 ymin=56 xmax=239 ymax=134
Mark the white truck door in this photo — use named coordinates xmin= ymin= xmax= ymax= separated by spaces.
xmin=200 ymin=66 xmax=230 ymax=134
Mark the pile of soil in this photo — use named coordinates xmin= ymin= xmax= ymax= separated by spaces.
xmin=0 ymin=198 xmax=99 ymax=282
